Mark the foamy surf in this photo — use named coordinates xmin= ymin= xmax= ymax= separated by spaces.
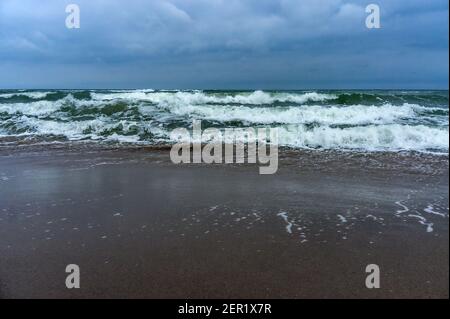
xmin=0 ymin=89 xmax=448 ymax=153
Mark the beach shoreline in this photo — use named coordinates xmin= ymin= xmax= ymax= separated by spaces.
xmin=0 ymin=146 xmax=448 ymax=298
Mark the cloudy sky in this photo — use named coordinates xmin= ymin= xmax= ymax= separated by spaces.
xmin=0 ymin=0 xmax=448 ymax=89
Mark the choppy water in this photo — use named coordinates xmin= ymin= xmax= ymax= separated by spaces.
xmin=0 ymin=89 xmax=448 ymax=153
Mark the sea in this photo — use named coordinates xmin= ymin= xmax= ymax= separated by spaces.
xmin=0 ymin=89 xmax=448 ymax=153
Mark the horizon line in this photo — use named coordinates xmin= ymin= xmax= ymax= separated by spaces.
xmin=1 ymin=87 xmax=449 ymax=91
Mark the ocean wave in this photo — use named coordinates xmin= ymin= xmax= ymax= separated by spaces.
xmin=0 ymin=91 xmax=51 ymax=99
xmin=2 ymin=115 xmax=448 ymax=153
xmin=154 ymin=102 xmax=444 ymax=126
xmin=2 ymin=89 xmax=448 ymax=107
xmin=276 ymin=124 xmax=449 ymax=152
xmin=0 ymin=95 xmax=133 ymax=117
xmin=1 ymin=95 xmax=446 ymax=127
xmin=0 ymin=89 xmax=448 ymax=153
xmin=91 ymin=90 xmax=337 ymax=105
xmin=1 ymin=115 xmax=168 ymax=143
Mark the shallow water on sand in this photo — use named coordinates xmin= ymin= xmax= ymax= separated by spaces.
xmin=0 ymin=148 xmax=448 ymax=298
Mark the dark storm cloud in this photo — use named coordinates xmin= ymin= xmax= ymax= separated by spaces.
xmin=0 ymin=0 xmax=448 ymax=89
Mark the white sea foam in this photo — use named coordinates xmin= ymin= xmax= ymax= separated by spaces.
xmin=408 ymin=214 xmax=434 ymax=233
xmin=1 ymin=90 xmax=448 ymax=152
xmin=159 ymin=102 xmax=439 ymax=126
xmin=395 ymin=201 xmax=410 ymax=215
xmin=0 ymin=100 xmax=63 ymax=116
xmin=0 ymin=91 xmax=51 ymax=99
xmin=8 ymin=115 xmax=167 ymax=143
xmin=0 ymin=94 xmax=118 ymax=117
xmin=337 ymin=214 xmax=348 ymax=223
xmin=276 ymin=124 xmax=449 ymax=152
xmin=92 ymin=90 xmax=337 ymax=105
xmin=424 ymin=205 xmax=446 ymax=218
xmin=277 ymin=211 xmax=293 ymax=234
xmin=3 ymin=115 xmax=448 ymax=152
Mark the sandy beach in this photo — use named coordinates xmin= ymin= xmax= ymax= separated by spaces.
xmin=0 ymin=144 xmax=448 ymax=298
xmin=1 ymin=0 xmax=448 ymax=303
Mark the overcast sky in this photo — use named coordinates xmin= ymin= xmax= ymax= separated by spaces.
xmin=0 ymin=0 xmax=448 ymax=89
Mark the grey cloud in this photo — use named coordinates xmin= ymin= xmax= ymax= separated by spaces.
xmin=0 ymin=0 xmax=448 ymax=88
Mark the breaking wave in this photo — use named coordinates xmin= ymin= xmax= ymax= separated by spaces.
xmin=0 ymin=89 xmax=448 ymax=153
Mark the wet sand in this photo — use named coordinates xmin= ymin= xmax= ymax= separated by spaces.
xmin=0 ymin=145 xmax=448 ymax=298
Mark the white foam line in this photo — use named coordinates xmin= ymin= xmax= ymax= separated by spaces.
xmin=337 ymin=214 xmax=347 ymax=223
xmin=408 ymin=214 xmax=434 ymax=233
xmin=277 ymin=212 xmax=293 ymax=234
xmin=395 ymin=201 xmax=409 ymax=215
xmin=424 ymin=205 xmax=446 ymax=218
